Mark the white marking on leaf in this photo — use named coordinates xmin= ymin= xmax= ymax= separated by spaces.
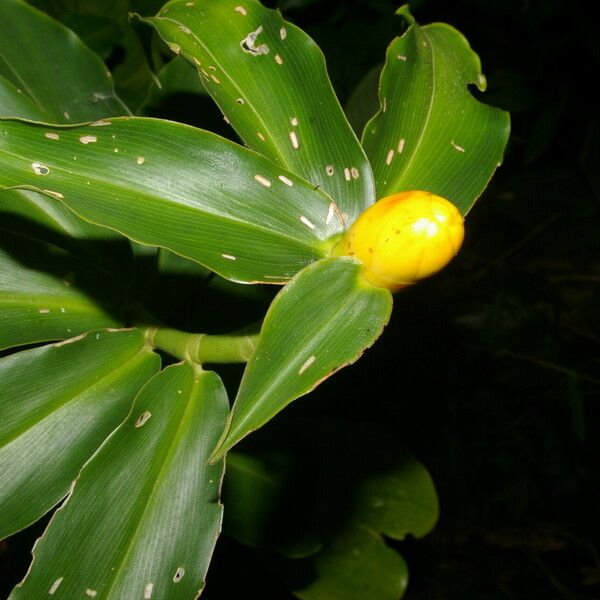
xmin=32 ymin=162 xmax=50 ymax=175
xmin=79 ymin=135 xmax=97 ymax=144
xmin=275 ymin=54 xmax=283 ymax=65
xmin=90 ymin=120 xmax=111 ymax=127
xmin=326 ymin=165 xmax=334 ymax=176
xmin=382 ymin=97 xmax=387 ymax=112
xmin=299 ymin=355 xmax=315 ymax=374
xmin=63 ymin=111 xmax=70 ymax=120
xmin=179 ymin=25 xmax=191 ymax=33
xmin=326 ymin=202 xmax=336 ymax=224
xmin=254 ymin=174 xmax=272 ymax=187
xmin=451 ymin=140 xmax=465 ymax=152
xmin=45 ymin=132 xmax=59 ymax=140
xmin=210 ymin=74 xmax=221 ymax=84
xmin=49 ymin=578 xmax=63 ymax=595
xmin=236 ymin=97 xmax=245 ymax=104
xmin=137 ymin=156 xmax=145 ymax=165
xmin=350 ymin=167 xmax=360 ymax=179
xmin=257 ymin=132 xmax=265 ymax=141
xmin=144 ymin=583 xmax=154 ymax=599
xmin=54 ymin=334 xmax=85 ymax=347
xmin=280 ymin=27 xmax=287 ymax=40
xmin=222 ymin=254 xmax=237 ymax=261
xmin=135 ymin=411 xmax=152 ymax=428
xmin=344 ymin=167 xmax=351 ymax=181
xmin=234 ymin=5 xmax=247 ymax=15
xmin=300 ymin=216 xmax=315 ymax=229
xmin=240 ymin=26 xmax=270 ymax=55
xmin=39 ymin=308 xmax=50 ymax=314
xmin=289 ymin=131 xmax=299 ymax=149
xmin=397 ymin=138 xmax=405 ymax=153
xmin=385 ymin=149 xmax=394 ymax=165
xmin=167 ymin=42 xmax=181 ymax=54
xmin=290 ymin=117 xmax=298 ymax=126
xmin=173 ymin=567 xmax=186 ymax=583
xmin=278 ymin=175 xmax=293 ymax=186
xmin=397 ymin=54 xmax=407 ymax=61
xmin=85 ymin=590 xmax=97 ymax=597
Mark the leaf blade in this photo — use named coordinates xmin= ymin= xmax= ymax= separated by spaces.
xmin=0 ymin=328 xmax=159 ymax=540
xmin=0 ymin=0 xmax=129 ymax=123
xmin=0 ymin=117 xmax=343 ymax=283
xmin=362 ymin=17 xmax=510 ymax=214
xmin=9 ymin=362 xmax=229 ymax=600
xmin=0 ymin=230 xmax=123 ymax=349
xmin=212 ymin=257 xmax=392 ymax=459
xmin=141 ymin=0 xmax=375 ymax=221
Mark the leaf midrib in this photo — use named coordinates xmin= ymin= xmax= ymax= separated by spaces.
xmin=386 ymin=26 xmax=436 ymax=194
xmin=100 ymin=369 xmax=208 ymax=599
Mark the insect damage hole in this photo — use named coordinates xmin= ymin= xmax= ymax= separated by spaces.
xmin=79 ymin=135 xmax=97 ymax=144
xmin=31 ymin=162 xmax=50 ymax=175
xmin=173 ymin=567 xmax=186 ymax=583
xmin=135 ymin=411 xmax=151 ymax=428
xmin=240 ymin=26 xmax=270 ymax=55
xmin=49 ymin=578 xmax=64 ymax=595
xmin=299 ymin=355 xmax=315 ymax=374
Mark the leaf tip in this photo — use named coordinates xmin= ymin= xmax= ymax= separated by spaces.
xmin=395 ymin=4 xmax=416 ymax=25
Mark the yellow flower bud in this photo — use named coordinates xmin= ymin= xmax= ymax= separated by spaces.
xmin=334 ymin=191 xmax=464 ymax=291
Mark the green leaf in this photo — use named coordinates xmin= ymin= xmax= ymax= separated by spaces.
xmin=0 ymin=117 xmax=342 ymax=283
xmin=0 ymin=0 xmax=129 ymax=123
xmin=292 ymin=526 xmax=408 ymax=600
xmin=0 ymin=229 xmax=122 ymax=350
xmin=316 ymin=423 xmax=439 ymax=542
xmin=10 ymin=362 xmax=229 ymax=600
xmin=211 ymin=257 xmax=392 ymax=459
xmin=140 ymin=0 xmax=375 ymax=222
xmin=0 ymin=329 xmax=159 ymax=540
xmin=362 ymin=12 xmax=510 ymax=214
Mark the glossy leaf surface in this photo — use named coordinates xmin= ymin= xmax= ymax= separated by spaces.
xmin=10 ymin=363 xmax=228 ymax=600
xmin=212 ymin=257 xmax=392 ymax=459
xmin=362 ymin=13 xmax=510 ymax=214
xmin=142 ymin=0 xmax=375 ymax=221
xmin=0 ymin=329 xmax=159 ymax=540
xmin=0 ymin=0 xmax=128 ymax=123
xmin=0 ymin=118 xmax=342 ymax=283
xmin=0 ymin=230 xmax=122 ymax=349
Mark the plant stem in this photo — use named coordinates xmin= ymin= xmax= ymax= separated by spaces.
xmin=147 ymin=324 xmax=260 ymax=364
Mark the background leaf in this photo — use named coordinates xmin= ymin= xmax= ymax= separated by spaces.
xmin=0 ymin=0 xmax=128 ymax=123
xmin=211 ymin=257 xmax=392 ymax=459
xmin=0 ymin=117 xmax=342 ymax=283
xmin=291 ymin=526 xmax=408 ymax=600
xmin=362 ymin=13 xmax=510 ymax=214
xmin=141 ymin=0 xmax=375 ymax=222
xmin=10 ymin=362 xmax=228 ymax=600
xmin=0 ymin=230 xmax=123 ymax=349
xmin=0 ymin=328 xmax=159 ymax=540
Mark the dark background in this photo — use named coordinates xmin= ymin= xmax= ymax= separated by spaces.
xmin=1 ymin=0 xmax=598 ymax=598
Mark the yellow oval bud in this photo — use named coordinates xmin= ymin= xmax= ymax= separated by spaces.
xmin=334 ymin=191 xmax=464 ymax=290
